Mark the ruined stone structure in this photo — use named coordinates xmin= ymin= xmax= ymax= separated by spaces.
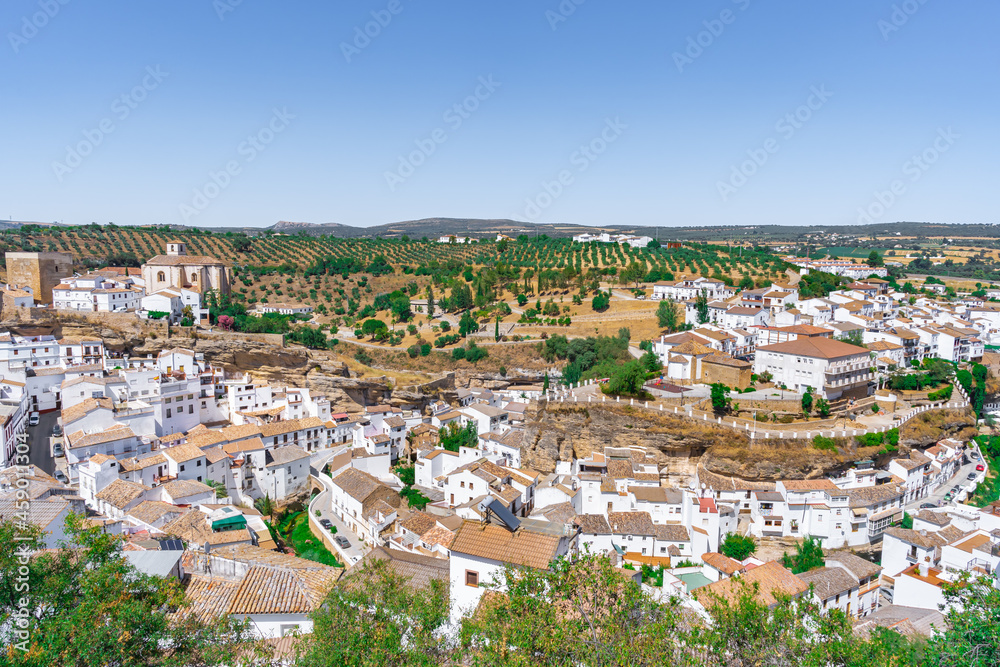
xmin=4 ymin=251 xmax=73 ymax=304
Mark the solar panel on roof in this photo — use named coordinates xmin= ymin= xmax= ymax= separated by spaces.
xmin=158 ymin=538 xmax=183 ymax=551
xmin=480 ymin=497 xmax=520 ymax=532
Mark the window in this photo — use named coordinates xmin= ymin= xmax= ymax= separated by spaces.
xmin=189 ymin=405 xmax=194 ymax=414
xmin=157 ymin=271 xmax=166 ymax=282
xmin=166 ymin=408 xmax=172 ymax=418
xmin=197 ymin=460 xmax=202 ymax=466
xmin=465 ymin=570 xmax=479 ymax=587
xmin=180 ymin=464 xmax=185 ymax=471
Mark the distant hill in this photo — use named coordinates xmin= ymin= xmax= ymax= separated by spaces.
xmin=3 ymin=217 xmax=998 ymax=242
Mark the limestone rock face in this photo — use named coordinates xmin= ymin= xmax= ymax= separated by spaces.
xmin=520 ymin=403 xmax=732 ymax=481
xmin=898 ymin=408 xmax=978 ymax=448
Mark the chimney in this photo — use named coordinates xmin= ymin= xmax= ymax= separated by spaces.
xmin=918 ymin=558 xmax=929 ymax=578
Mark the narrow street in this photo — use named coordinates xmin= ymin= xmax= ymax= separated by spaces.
xmin=27 ymin=411 xmax=58 ymax=474
xmin=309 ymin=464 xmax=368 ymax=567
xmin=905 ymin=441 xmax=986 ymax=511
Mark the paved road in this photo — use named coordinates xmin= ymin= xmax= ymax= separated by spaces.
xmin=310 ymin=468 xmax=367 ymax=567
xmin=27 ymin=411 xmax=58 ymax=474
xmin=908 ymin=443 xmax=986 ymax=511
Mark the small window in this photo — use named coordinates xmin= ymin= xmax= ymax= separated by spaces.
xmin=465 ymin=570 xmax=479 ymax=587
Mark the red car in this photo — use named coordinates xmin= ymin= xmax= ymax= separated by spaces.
xmin=976 ymin=464 xmax=985 ymax=472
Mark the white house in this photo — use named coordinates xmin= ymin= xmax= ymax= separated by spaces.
xmin=449 ymin=508 xmax=576 ymax=621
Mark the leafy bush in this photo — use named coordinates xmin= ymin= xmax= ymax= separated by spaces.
xmin=812 ymin=435 xmax=838 ymax=453
xmin=780 ymin=535 xmax=824 ymax=574
xmin=147 ymin=311 xmax=169 ymax=320
xmin=927 ymin=384 xmax=953 ymax=401
xmin=720 ymin=533 xmax=756 ymax=560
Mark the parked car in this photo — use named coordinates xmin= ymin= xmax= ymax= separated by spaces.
xmin=950 ymin=486 xmax=960 ymax=494
xmin=334 ymin=535 xmax=350 ymax=549
xmin=967 ymin=472 xmax=977 ymax=480
xmin=971 ymin=452 xmax=981 ymax=460
xmin=52 ymin=442 xmax=64 ymax=457
xmin=52 ymin=423 xmax=63 ymax=437
xmin=976 ymin=464 xmax=986 ymax=472
xmin=54 ymin=470 xmax=68 ymax=483
xmin=943 ymin=493 xmax=953 ymax=502
xmin=319 ymin=519 xmax=334 ymax=531
xmin=919 ymin=502 xmax=937 ymax=509
xmin=27 ymin=413 xmax=39 ymax=427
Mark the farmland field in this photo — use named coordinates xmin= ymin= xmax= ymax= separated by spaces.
xmin=818 ymin=247 xmax=890 ymax=259
xmin=0 ymin=225 xmax=796 ymax=356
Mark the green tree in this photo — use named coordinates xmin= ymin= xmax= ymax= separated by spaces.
xmin=592 ymin=290 xmax=611 ymax=312
xmin=604 ymin=359 xmax=647 ymax=396
xmin=294 ymin=557 xmax=449 ymax=667
xmin=254 ymin=493 xmax=276 ymax=520
xmin=439 ymin=421 xmax=478 ymax=452
xmin=542 ymin=372 xmax=550 ymax=393
xmin=0 ymin=515 xmax=264 ymax=666
xmin=815 ymin=397 xmax=831 ymax=418
xmin=720 ymin=533 xmax=757 ymax=560
xmin=458 ymin=310 xmax=478 ymax=337
xmin=781 ymin=535 xmax=824 ymax=573
xmin=461 ymin=554 xmax=685 ymax=666
xmin=710 ymin=382 xmax=731 ymax=414
xmin=361 ymin=318 xmax=388 ymax=340
xmin=389 ymin=293 xmax=412 ymax=322
xmin=695 ymin=289 xmax=710 ymax=324
xmin=426 ymin=285 xmax=435 ymax=318
xmin=801 ymin=386 xmax=814 ymax=415
xmin=924 ymin=574 xmax=1000 ymax=667
xmin=640 ymin=350 xmax=661 ymax=373
xmin=867 ymin=249 xmax=884 ymax=267
xmin=656 ymin=298 xmax=679 ymax=331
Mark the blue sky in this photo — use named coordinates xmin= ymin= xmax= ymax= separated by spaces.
xmin=1 ymin=0 xmax=996 ymax=229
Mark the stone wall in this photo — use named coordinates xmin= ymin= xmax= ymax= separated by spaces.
xmin=702 ymin=360 xmax=752 ymax=389
xmin=5 ymin=251 xmax=73 ymax=304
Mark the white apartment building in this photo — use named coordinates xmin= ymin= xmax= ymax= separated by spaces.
xmin=53 ymin=272 xmax=143 ymax=312
xmin=753 ymin=337 xmax=872 ymax=400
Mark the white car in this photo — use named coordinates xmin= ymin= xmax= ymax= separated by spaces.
xmin=27 ymin=413 xmax=39 ymax=427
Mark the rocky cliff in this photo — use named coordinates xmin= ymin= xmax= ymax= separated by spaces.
xmin=1 ymin=311 xmax=410 ymax=413
xmin=521 ymin=402 xmax=978 ymax=484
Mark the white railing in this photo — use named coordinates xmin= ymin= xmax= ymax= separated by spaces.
xmin=541 ymin=379 xmax=970 ymax=442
